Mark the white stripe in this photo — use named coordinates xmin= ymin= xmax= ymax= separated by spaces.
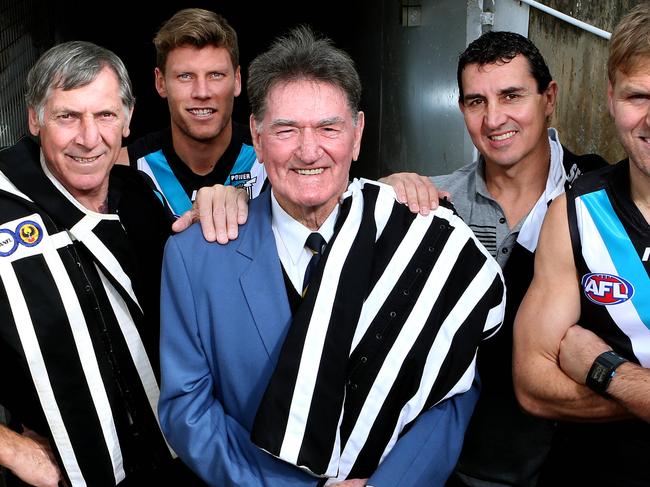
xmin=577 ymin=199 xmax=650 ymax=366
xmin=69 ymin=216 xmax=141 ymax=311
xmin=337 ymin=227 xmax=480 ymax=477
xmin=97 ymin=269 xmax=176 ymax=458
xmin=0 ymin=261 xmax=87 ymax=487
xmin=41 ymin=247 xmax=125 ymax=484
xmin=351 ymin=213 xmax=433 ymax=351
xmin=280 ymin=187 xmax=365 ymax=463
xmin=136 ymin=157 xmax=170 ymax=207
xmin=377 ymin=363 xmax=477 ymax=472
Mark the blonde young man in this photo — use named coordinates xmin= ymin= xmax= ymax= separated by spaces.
xmin=514 ymin=4 xmax=650 ymax=485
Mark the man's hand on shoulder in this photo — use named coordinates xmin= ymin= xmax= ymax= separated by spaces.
xmin=0 ymin=424 xmax=63 ymax=487
xmin=378 ymin=172 xmax=449 ymax=216
xmin=172 ymin=184 xmax=250 ymax=243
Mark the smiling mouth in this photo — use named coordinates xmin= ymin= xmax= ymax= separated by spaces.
xmin=489 ymin=131 xmax=517 ymax=141
xmin=70 ymin=155 xmax=101 ymax=163
xmin=296 ymin=168 xmax=324 ymax=175
xmin=187 ymin=108 xmax=215 ymax=116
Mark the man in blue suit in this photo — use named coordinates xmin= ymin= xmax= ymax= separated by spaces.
xmin=158 ymin=26 xmax=505 ymax=487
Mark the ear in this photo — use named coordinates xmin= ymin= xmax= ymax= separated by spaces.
xmin=28 ymin=107 xmax=40 ymax=136
xmin=154 ymin=67 xmax=167 ymax=98
xmin=607 ymin=80 xmax=615 ymax=118
xmin=250 ymin=114 xmax=263 ymax=163
xmin=122 ymin=106 xmax=134 ymax=138
xmin=234 ymin=66 xmax=242 ymax=98
xmin=352 ymin=111 xmax=365 ymax=161
xmin=458 ymin=98 xmax=466 ymax=115
xmin=543 ymin=80 xmax=558 ymax=118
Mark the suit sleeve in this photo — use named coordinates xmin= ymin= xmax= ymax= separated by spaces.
xmin=157 ymin=237 xmax=318 ymax=487
xmin=367 ymin=378 xmax=479 ymax=487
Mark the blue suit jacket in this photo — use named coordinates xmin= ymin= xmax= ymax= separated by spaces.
xmin=158 ymin=188 xmax=480 ymax=487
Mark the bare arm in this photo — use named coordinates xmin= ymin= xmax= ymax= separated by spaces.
xmin=0 ymin=424 xmax=62 ymax=487
xmin=513 ymin=195 xmax=627 ymax=421
xmin=378 ymin=172 xmax=450 ymax=215
xmin=559 ymin=324 xmax=650 ymax=422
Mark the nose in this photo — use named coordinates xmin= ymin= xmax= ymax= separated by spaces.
xmin=296 ymin=128 xmax=323 ymax=164
xmin=192 ymin=78 xmax=210 ymax=100
xmin=75 ymin=116 xmax=101 ymax=148
xmin=484 ymin=101 xmax=507 ymax=129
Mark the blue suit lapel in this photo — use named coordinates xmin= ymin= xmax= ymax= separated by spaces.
xmin=237 ymin=188 xmax=293 ymax=362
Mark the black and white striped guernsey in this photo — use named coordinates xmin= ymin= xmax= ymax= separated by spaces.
xmin=0 ymin=138 xmax=174 ymax=487
xmin=251 ymin=179 xmax=505 ymax=482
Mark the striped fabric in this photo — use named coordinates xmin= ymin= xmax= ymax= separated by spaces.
xmin=0 ymin=156 xmax=173 ymax=486
xmin=252 ymin=179 xmax=505 ymax=482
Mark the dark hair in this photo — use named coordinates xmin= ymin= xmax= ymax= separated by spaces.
xmin=457 ymin=31 xmax=552 ymax=101
xmin=154 ymin=8 xmax=239 ymax=73
xmin=247 ymin=25 xmax=361 ymax=127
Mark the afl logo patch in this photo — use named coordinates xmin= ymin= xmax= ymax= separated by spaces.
xmin=16 ymin=221 xmax=43 ymax=247
xmin=582 ymin=273 xmax=634 ymax=305
xmin=0 ymin=229 xmax=18 ymax=257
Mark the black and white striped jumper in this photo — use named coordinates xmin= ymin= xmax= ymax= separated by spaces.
xmin=0 ymin=138 xmax=175 ymax=487
xmin=252 ymin=179 xmax=505 ymax=482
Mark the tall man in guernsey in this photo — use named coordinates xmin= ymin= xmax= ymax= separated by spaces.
xmin=158 ymin=26 xmax=506 ymax=487
xmin=514 ymin=4 xmax=650 ymax=486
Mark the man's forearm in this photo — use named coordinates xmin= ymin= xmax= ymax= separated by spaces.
xmin=0 ymin=423 xmax=18 ymax=469
xmin=604 ymin=362 xmax=650 ymax=422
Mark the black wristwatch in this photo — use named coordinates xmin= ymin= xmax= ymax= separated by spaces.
xmin=586 ymin=350 xmax=628 ymax=396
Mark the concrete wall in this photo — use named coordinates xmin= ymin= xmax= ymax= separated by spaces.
xmin=528 ymin=0 xmax=645 ymax=164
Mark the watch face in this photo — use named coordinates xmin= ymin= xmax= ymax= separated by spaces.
xmin=591 ymin=363 xmax=609 ymax=383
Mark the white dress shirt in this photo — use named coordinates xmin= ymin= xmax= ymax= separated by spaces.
xmin=270 ymin=190 xmax=338 ymax=293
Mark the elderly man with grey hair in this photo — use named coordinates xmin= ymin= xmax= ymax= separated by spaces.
xmin=0 ymin=41 xmax=203 ymax=487
xmin=158 ymin=26 xmax=505 ymax=487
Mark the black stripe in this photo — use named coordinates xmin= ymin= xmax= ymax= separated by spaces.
xmin=295 ymin=185 xmax=381 ymax=470
xmin=15 ymin=255 xmax=114 ymax=486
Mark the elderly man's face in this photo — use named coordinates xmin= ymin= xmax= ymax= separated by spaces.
xmin=28 ymin=66 xmax=132 ymax=211
xmin=251 ymin=80 xmax=364 ymax=228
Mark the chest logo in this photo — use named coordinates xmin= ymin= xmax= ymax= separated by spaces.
xmin=0 ymin=229 xmax=18 ymax=257
xmin=17 ymin=221 xmax=43 ymax=247
xmin=582 ymin=273 xmax=634 ymax=306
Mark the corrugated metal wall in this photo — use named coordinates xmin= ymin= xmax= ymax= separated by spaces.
xmin=0 ymin=0 xmax=44 ymax=148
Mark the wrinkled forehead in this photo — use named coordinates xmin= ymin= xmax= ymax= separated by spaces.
xmin=264 ymin=79 xmax=352 ymax=120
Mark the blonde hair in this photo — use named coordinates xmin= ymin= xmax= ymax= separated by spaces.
xmin=608 ymin=3 xmax=650 ymax=84
xmin=153 ymin=8 xmax=239 ymax=74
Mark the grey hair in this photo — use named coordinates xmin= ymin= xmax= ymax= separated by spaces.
xmin=25 ymin=40 xmax=135 ymax=124
xmin=247 ymin=25 xmax=361 ymax=129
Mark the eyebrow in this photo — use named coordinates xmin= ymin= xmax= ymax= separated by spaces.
xmin=270 ymin=116 xmax=345 ymax=128
xmin=463 ymin=86 xmax=527 ymax=103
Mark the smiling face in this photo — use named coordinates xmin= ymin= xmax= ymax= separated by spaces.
xmin=608 ymin=62 xmax=650 ymax=183
xmin=459 ymin=55 xmax=557 ymax=171
xmin=251 ymin=80 xmax=364 ymax=228
xmin=155 ymin=45 xmax=241 ymax=145
xmin=28 ymin=66 xmax=132 ymax=211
